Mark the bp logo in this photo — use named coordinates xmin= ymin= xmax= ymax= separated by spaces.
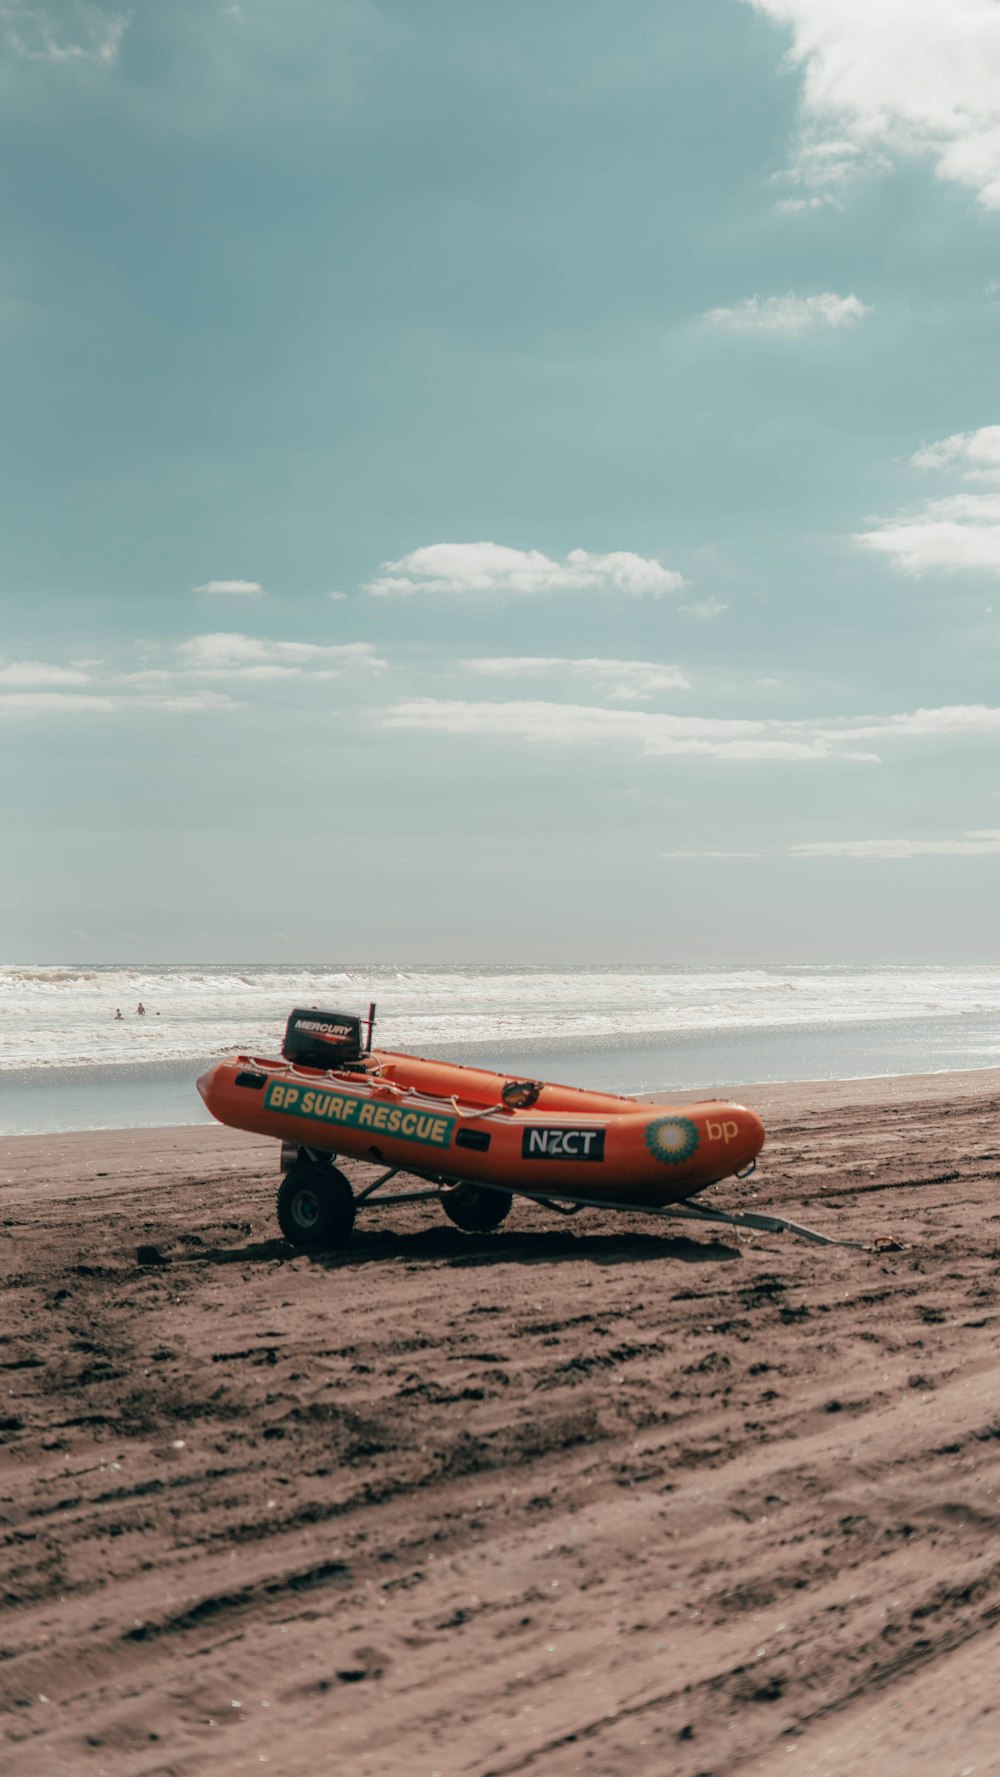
xmin=645 ymin=1116 xmax=700 ymax=1165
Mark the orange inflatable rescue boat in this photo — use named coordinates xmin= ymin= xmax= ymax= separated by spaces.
xmin=197 ymin=1006 xmax=847 ymax=1250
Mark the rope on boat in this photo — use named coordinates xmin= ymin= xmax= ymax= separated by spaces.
xmin=449 ymin=1095 xmax=508 ymax=1119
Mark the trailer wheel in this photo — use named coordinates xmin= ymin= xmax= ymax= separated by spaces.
xmin=441 ymin=1184 xmax=513 ymax=1233
xmin=277 ymin=1162 xmax=355 ymax=1249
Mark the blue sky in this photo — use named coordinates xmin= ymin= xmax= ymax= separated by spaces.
xmin=2 ymin=0 xmax=1000 ymax=961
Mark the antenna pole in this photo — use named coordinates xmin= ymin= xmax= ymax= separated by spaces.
xmin=366 ymin=1002 xmax=376 ymax=1051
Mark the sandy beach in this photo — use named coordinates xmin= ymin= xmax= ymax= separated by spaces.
xmin=3 ymin=1068 xmax=1000 ymax=1776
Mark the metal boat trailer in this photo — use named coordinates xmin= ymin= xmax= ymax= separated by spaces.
xmin=278 ymin=1144 xmax=864 ymax=1251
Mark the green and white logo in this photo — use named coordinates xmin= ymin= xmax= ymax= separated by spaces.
xmin=264 ymin=1080 xmax=455 ymax=1149
xmin=644 ymin=1116 xmax=700 ymax=1164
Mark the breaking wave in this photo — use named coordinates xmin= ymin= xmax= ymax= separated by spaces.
xmin=4 ymin=962 xmax=1000 ymax=1072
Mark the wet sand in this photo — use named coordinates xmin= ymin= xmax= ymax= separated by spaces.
xmin=3 ymin=1069 xmax=1000 ymax=1775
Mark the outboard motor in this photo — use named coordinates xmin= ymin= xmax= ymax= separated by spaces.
xmin=281 ymin=1008 xmax=366 ymax=1070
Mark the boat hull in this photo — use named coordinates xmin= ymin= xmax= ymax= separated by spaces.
xmin=197 ymin=1051 xmax=765 ymax=1209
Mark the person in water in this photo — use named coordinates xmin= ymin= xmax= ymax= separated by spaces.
xmin=136 ymin=1002 xmax=145 ymax=1016
xmin=114 ymin=1008 xmax=122 ymax=1020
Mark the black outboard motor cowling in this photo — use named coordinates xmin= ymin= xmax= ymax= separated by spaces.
xmin=282 ymin=1008 xmax=365 ymax=1069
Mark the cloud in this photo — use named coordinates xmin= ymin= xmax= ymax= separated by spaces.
xmin=380 ymin=700 xmax=878 ymax=763
xmin=83 ymin=632 xmax=387 ymax=696
xmin=380 ymin=698 xmax=1000 ymax=764
xmin=858 ymin=509 xmax=1000 ymax=575
xmin=679 ymin=597 xmax=729 ymax=619
xmin=135 ymin=692 xmax=244 ymax=713
xmin=0 ymin=689 xmax=243 ymax=718
xmin=703 ymin=292 xmax=870 ymax=333
xmin=775 ymin=194 xmax=839 ymax=213
xmin=194 ymin=579 xmax=265 ymax=596
xmin=0 ymin=692 xmax=116 ymax=718
xmin=835 ymin=705 xmax=1000 ymax=740
xmin=463 ymin=657 xmax=690 ymax=701
xmin=0 ymin=660 xmax=90 ymax=686
xmin=856 ymin=428 xmax=1000 ymax=575
xmin=171 ymin=634 xmax=387 ymax=680
xmin=0 ymin=2 xmax=128 ymax=63
xmin=911 ymin=425 xmax=1000 ymax=480
xmin=793 ymin=830 xmax=1000 ymax=858
xmin=363 ymin=542 xmax=685 ymax=599
xmin=745 ymin=0 xmax=1000 ymax=210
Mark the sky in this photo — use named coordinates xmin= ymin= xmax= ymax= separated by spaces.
xmin=2 ymin=0 xmax=1000 ymax=962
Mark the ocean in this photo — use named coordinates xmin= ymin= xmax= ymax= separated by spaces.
xmin=2 ymin=962 xmax=1000 ymax=1136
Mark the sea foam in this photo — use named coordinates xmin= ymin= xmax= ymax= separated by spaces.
xmin=3 ymin=962 xmax=1000 ymax=1072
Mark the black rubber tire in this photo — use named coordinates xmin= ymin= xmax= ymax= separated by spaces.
xmin=277 ymin=1162 xmax=355 ymax=1249
xmin=441 ymin=1183 xmax=513 ymax=1233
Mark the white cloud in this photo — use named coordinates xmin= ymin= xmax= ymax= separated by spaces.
xmin=0 ymin=692 xmax=115 ymax=718
xmin=380 ymin=699 xmax=877 ymax=763
xmin=793 ymin=829 xmax=1000 ymax=858
xmin=0 ymin=689 xmax=243 ymax=718
xmin=703 ymin=291 xmax=870 ymax=333
xmin=175 ymin=634 xmax=387 ymax=679
xmin=858 ymin=511 xmax=1000 ymax=575
xmin=463 ymin=657 xmax=690 ymax=701
xmin=856 ymin=428 xmax=1000 ymax=575
xmin=775 ymin=194 xmax=838 ymax=213
xmin=363 ymin=542 xmax=685 ymax=599
xmin=837 ymin=705 xmax=1000 ymax=740
xmin=380 ymin=697 xmax=1000 ymax=764
xmin=135 ymin=692 xmax=243 ymax=713
xmin=912 ymin=425 xmax=1000 ymax=480
xmin=194 ymin=579 xmax=265 ymax=596
xmin=0 ymin=660 xmax=90 ymax=686
xmin=0 ymin=3 xmax=128 ymax=63
xmin=746 ymin=0 xmax=1000 ymax=210
xmin=679 ymin=597 xmax=729 ymax=619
